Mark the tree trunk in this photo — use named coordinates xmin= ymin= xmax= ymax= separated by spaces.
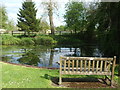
xmin=28 ymin=31 xmax=30 ymax=37
xmin=48 ymin=0 xmax=55 ymax=35
xmin=24 ymin=31 xmax=27 ymax=36
xmin=75 ymin=28 xmax=77 ymax=34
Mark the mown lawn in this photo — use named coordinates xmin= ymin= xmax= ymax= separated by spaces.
xmin=1 ymin=62 xmax=60 ymax=88
xmin=0 ymin=62 xmax=119 ymax=88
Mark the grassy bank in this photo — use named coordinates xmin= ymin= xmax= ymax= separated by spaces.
xmin=1 ymin=62 xmax=119 ymax=88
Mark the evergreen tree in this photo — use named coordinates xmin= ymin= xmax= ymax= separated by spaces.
xmin=17 ymin=1 xmax=40 ymax=36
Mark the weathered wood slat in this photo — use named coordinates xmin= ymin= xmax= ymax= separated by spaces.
xmin=64 ymin=60 xmax=66 ymax=74
xmin=80 ymin=60 xmax=82 ymax=72
xmin=68 ymin=60 xmax=70 ymax=72
xmin=92 ymin=61 xmax=95 ymax=72
xmin=84 ymin=60 xmax=87 ymax=72
xmin=111 ymin=56 xmax=116 ymax=85
xmin=61 ymin=56 xmax=113 ymax=61
xmin=88 ymin=60 xmax=91 ymax=72
xmin=76 ymin=60 xmax=78 ymax=72
xmin=96 ymin=61 xmax=99 ymax=72
xmin=100 ymin=61 xmax=103 ymax=72
xmin=62 ymin=71 xmax=111 ymax=75
xmin=108 ymin=61 xmax=111 ymax=72
xmin=104 ymin=61 xmax=107 ymax=71
xmin=59 ymin=57 xmax=62 ymax=84
xmin=72 ymin=60 xmax=74 ymax=72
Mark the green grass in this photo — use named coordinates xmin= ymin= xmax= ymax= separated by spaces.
xmin=1 ymin=62 xmax=59 ymax=88
xmin=1 ymin=62 xmax=119 ymax=88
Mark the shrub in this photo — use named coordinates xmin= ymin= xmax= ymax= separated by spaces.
xmin=1 ymin=35 xmax=20 ymax=45
xmin=34 ymin=36 xmax=57 ymax=45
xmin=19 ymin=38 xmax=35 ymax=45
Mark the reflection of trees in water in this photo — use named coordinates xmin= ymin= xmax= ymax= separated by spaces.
xmin=69 ymin=46 xmax=96 ymax=57
xmin=80 ymin=46 xmax=95 ymax=57
xmin=18 ymin=46 xmax=55 ymax=67
xmin=18 ymin=51 xmax=39 ymax=66
xmin=2 ymin=56 xmax=11 ymax=62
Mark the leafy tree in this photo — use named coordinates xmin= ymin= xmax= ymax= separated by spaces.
xmin=56 ymin=25 xmax=65 ymax=31
xmin=0 ymin=6 xmax=8 ymax=29
xmin=64 ymin=1 xmax=85 ymax=34
xmin=81 ymin=2 xmax=98 ymax=44
xmin=93 ymin=2 xmax=120 ymax=75
xmin=17 ymin=1 xmax=40 ymax=37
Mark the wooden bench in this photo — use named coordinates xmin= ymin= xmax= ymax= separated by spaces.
xmin=59 ymin=56 xmax=116 ymax=86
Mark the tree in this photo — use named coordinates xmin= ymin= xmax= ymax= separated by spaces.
xmin=42 ymin=0 xmax=58 ymax=35
xmin=93 ymin=2 xmax=120 ymax=76
xmin=56 ymin=25 xmax=65 ymax=31
xmin=0 ymin=6 xmax=8 ymax=29
xmin=40 ymin=19 xmax=50 ymax=34
xmin=64 ymin=1 xmax=85 ymax=34
xmin=6 ymin=20 xmax=16 ymax=31
xmin=17 ymin=1 xmax=40 ymax=37
xmin=81 ymin=2 xmax=98 ymax=44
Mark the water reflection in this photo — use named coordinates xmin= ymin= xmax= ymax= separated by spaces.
xmin=1 ymin=45 xmax=102 ymax=68
xmin=49 ymin=49 xmax=54 ymax=67
xmin=18 ymin=51 xmax=39 ymax=66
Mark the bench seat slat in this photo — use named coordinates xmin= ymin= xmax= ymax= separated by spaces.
xmin=61 ymin=57 xmax=113 ymax=61
xmin=62 ymin=71 xmax=111 ymax=75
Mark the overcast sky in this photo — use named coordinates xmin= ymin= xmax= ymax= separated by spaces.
xmin=0 ymin=0 xmax=97 ymax=27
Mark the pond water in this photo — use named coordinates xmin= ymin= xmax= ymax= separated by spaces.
xmin=1 ymin=45 xmax=103 ymax=68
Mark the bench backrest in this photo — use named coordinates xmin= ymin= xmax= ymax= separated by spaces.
xmin=59 ymin=56 xmax=116 ymax=75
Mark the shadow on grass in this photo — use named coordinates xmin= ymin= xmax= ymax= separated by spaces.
xmin=40 ymin=74 xmax=113 ymax=88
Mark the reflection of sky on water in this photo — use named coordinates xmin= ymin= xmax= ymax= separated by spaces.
xmin=1 ymin=46 xmax=102 ymax=68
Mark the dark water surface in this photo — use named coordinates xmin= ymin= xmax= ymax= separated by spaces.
xmin=1 ymin=45 xmax=103 ymax=68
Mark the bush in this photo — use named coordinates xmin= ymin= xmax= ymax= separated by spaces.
xmin=1 ymin=35 xmax=20 ymax=45
xmin=34 ymin=36 xmax=57 ymax=45
xmin=20 ymin=38 xmax=35 ymax=45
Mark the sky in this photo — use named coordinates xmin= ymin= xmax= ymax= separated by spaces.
xmin=0 ymin=0 xmax=97 ymax=27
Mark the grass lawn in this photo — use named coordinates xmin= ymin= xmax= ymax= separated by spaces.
xmin=0 ymin=62 xmax=119 ymax=88
xmin=1 ymin=62 xmax=60 ymax=88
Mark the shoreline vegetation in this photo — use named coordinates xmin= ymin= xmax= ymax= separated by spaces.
xmin=0 ymin=61 xmax=119 ymax=88
xmin=0 ymin=34 xmax=57 ymax=46
xmin=0 ymin=34 xmax=84 ymax=46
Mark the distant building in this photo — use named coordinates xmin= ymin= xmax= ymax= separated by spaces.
xmin=0 ymin=29 xmax=6 ymax=34
xmin=46 ymin=30 xmax=51 ymax=35
xmin=26 ymin=0 xmax=32 ymax=2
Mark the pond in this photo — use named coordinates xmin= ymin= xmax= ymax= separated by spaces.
xmin=1 ymin=45 xmax=103 ymax=68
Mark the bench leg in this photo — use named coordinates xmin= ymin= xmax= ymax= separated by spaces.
xmin=59 ymin=74 xmax=62 ymax=85
xmin=111 ymin=75 xmax=114 ymax=86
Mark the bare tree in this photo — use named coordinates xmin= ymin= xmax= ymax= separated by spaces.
xmin=41 ymin=0 xmax=58 ymax=35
